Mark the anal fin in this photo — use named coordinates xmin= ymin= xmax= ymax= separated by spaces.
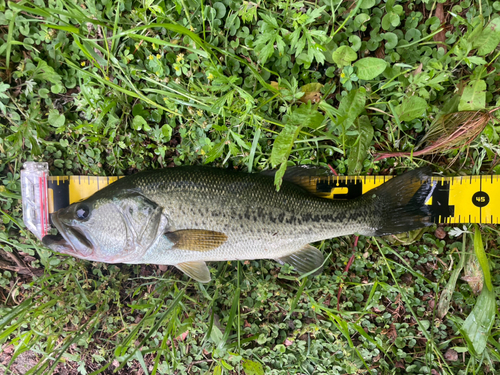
xmin=276 ymin=244 xmax=324 ymax=276
xmin=176 ymin=261 xmax=211 ymax=283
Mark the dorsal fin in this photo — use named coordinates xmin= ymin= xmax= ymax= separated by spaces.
xmin=261 ymin=166 xmax=334 ymax=198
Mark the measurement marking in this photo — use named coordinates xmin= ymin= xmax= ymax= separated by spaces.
xmin=480 ymin=175 xmax=483 ymax=219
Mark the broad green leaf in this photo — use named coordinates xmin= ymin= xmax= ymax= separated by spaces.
xmin=473 ymin=225 xmax=492 ymax=291
xmin=354 ymin=13 xmax=370 ymax=29
xmin=459 ymin=80 xmax=486 ymax=111
xmin=161 ymin=124 xmax=173 ymax=141
xmin=48 ymin=109 xmax=65 ymax=128
xmin=461 ymin=285 xmax=496 ymax=355
xmin=396 ymin=96 xmax=427 ymax=121
xmin=132 ymin=115 xmax=150 ymax=131
xmin=383 ymin=32 xmax=398 ymax=49
xmin=270 ymin=124 xmax=301 ymax=167
xmin=332 ymin=45 xmax=357 ymax=68
xmin=466 ymin=56 xmax=487 ymax=66
xmin=242 ymin=359 xmax=265 ymax=375
xmin=213 ymin=2 xmax=226 ymax=19
xmin=354 ymin=58 xmax=387 ymax=80
xmin=338 ymin=88 xmax=366 ymax=123
xmin=473 ymin=18 xmax=500 ymax=56
xmin=0 ymin=83 xmax=10 ymax=98
xmin=296 ymin=52 xmax=313 ymax=68
xmin=360 ymin=0 xmax=376 ymax=9
xmin=285 ymin=103 xmax=325 ymax=130
xmin=347 ymin=116 xmax=373 ymax=175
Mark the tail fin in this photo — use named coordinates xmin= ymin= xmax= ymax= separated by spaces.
xmin=364 ymin=168 xmax=436 ymax=237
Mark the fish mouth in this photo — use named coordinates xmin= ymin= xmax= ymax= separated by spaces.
xmin=42 ymin=211 xmax=93 ymax=258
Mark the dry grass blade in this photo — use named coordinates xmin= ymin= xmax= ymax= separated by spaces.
xmin=375 ymin=109 xmax=497 ymax=160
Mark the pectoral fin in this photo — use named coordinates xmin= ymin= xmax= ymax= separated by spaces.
xmin=176 ymin=261 xmax=211 ymax=283
xmin=276 ymin=244 xmax=324 ymax=276
xmin=165 ymin=229 xmax=228 ymax=251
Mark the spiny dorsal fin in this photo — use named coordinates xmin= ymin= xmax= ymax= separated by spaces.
xmin=261 ymin=166 xmax=334 ymax=198
xmin=276 ymin=244 xmax=324 ymax=276
xmin=176 ymin=261 xmax=211 ymax=283
xmin=165 ymin=229 xmax=228 ymax=251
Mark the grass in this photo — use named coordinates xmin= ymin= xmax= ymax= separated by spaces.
xmin=1 ymin=0 xmax=500 ymax=373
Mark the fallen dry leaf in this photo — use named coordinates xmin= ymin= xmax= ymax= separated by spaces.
xmin=444 ymin=348 xmax=458 ymax=362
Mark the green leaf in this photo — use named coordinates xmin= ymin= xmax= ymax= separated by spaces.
xmin=274 ymin=162 xmax=288 ymax=191
xmin=205 ymin=140 xmax=226 ymax=163
xmin=48 ymin=109 xmax=65 ymax=128
xmin=0 ymin=82 xmax=10 ymax=98
xmin=459 ymin=80 xmax=486 ymax=111
xmin=296 ymin=52 xmax=313 ymax=68
xmin=270 ymin=124 xmax=301 ymax=167
xmin=395 ymin=96 xmax=427 ymax=121
xmin=45 ymin=23 xmax=80 ymax=34
xmin=473 ymin=225 xmax=492 ymax=291
xmin=360 ymin=0 xmax=376 ymax=9
xmin=437 ymin=235 xmax=467 ymax=318
xmin=354 ymin=58 xmax=387 ymax=80
xmin=382 ymin=13 xmax=399 ymax=30
xmin=347 ymin=116 xmax=373 ymax=175
xmin=473 ymin=18 xmax=500 ymax=56
xmin=213 ymin=365 xmax=222 ymax=375
xmin=242 ymin=359 xmax=264 ymax=375
xmin=132 ymin=115 xmax=149 ymax=131
xmin=161 ymin=124 xmax=173 ymax=141
xmin=221 ymin=359 xmax=233 ymax=370
xmin=383 ymin=32 xmax=398 ymax=49
xmin=466 ymin=56 xmax=487 ymax=66
xmin=461 ymin=285 xmax=496 ymax=355
xmin=332 ymin=45 xmax=357 ymax=68
xmin=285 ymin=103 xmax=325 ymax=130
xmin=213 ymin=2 xmax=226 ymax=19
xmin=338 ymin=88 xmax=366 ymax=123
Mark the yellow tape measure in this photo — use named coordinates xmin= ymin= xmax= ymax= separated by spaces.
xmin=46 ymin=174 xmax=500 ymax=225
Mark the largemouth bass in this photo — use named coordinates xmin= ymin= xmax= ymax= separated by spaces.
xmin=42 ymin=167 xmax=435 ymax=282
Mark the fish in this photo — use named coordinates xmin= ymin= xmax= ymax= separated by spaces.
xmin=42 ymin=166 xmax=435 ymax=283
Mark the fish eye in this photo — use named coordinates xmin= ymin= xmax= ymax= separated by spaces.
xmin=75 ymin=204 xmax=90 ymax=220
